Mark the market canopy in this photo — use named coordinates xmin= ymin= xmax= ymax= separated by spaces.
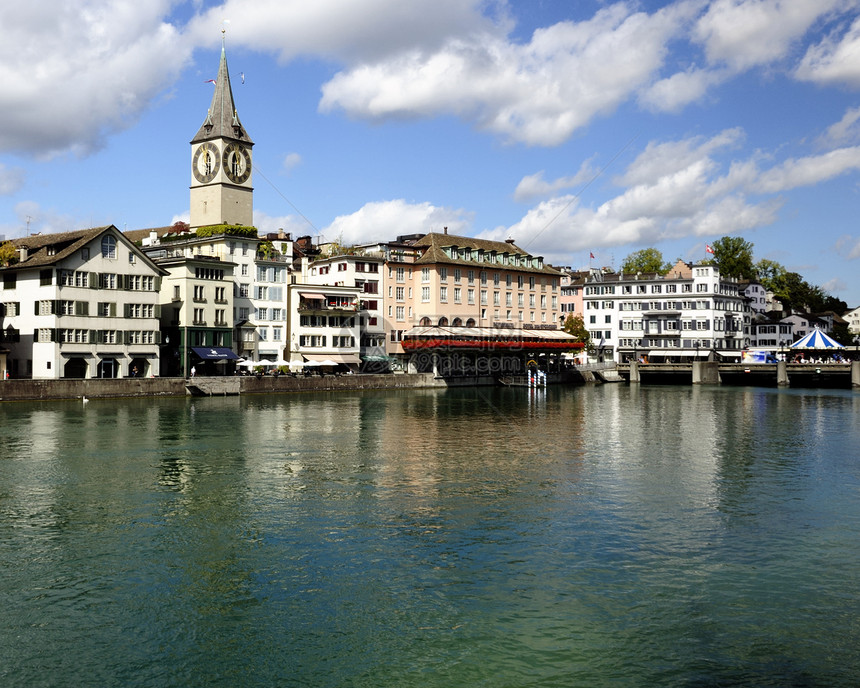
xmin=789 ymin=329 xmax=844 ymax=350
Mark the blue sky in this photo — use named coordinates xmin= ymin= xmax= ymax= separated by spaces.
xmin=3 ymin=1 xmax=860 ymax=305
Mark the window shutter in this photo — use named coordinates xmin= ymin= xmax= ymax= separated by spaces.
xmin=154 ymin=330 xmax=161 ymax=344
xmin=124 ymin=304 xmax=131 ymax=318
xmin=51 ymin=328 xmax=58 ymax=342
xmin=154 ymin=304 xmax=161 ymax=318
xmin=90 ymin=273 xmax=99 ymax=288
xmin=110 ymin=302 xmax=116 ymax=317
xmin=52 ymin=300 xmax=60 ymax=314
xmin=154 ymin=276 xmax=162 ymax=291
xmin=35 ymin=301 xmax=39 ymax=316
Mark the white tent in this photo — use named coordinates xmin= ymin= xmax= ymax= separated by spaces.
xmin=790 ymin=328 xmax=844 ymax=349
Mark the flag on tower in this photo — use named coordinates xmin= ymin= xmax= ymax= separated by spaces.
xmin=589 ymin=252 xmax=595 ymax=259
xmin=706 ymin=244 xmax=714 ymax=254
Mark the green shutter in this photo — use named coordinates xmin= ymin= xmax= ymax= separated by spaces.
xmin=154 ymin=304 xmax=161 ymax=318
xmin=110 ymin=302 xmax=116 ymax=317
xmin=90 ymin=273 xmax=99 ymax=289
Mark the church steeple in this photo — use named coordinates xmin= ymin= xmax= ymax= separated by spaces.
xmin=191 ymin=35 xmax=252 ymax=145
xmin=189 ymin=33 xmax=254 ymax=229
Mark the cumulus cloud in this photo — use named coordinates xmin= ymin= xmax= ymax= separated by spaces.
xmin=0 ymin=2 xmax=190 ymax=157
xmin=513 ymin=159 xmax=599 ymax=201
xmin=482 ymin=129 xmax=803 ymax=264
xmin=693 ymin=0 xmax=845 ymax=72
xmin=320 ymin=2 xmax=697 ymax=146
xmin=322 ymin=199 xmax=473 ymax=245
xmin=796 ymin=13 xmax=860 ymax=86
xmin=186 ymin=0 xmax=507 ymax=63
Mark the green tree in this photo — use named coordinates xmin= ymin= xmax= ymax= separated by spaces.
xmin=620 ymin=248 xmax=671 ymax=275
xmin=754 ymin=258 xmax=786 ymax=291
xmin=562 ymin=313 xmax=592 ymax=352
xmin=710 ymin=236 xmax=756 ymax=279
xmin=0 ymin=241 xmax=17 ymax=267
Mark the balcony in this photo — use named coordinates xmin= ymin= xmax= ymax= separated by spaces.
xmin=298 ymin=299 xmax=358 ymax=313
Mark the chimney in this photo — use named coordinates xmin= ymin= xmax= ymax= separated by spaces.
xmin=505 ymin=238 xmax=515 ymax=244
xmin=443 ymin=226 xmax=448 ymax=235
xmin=17 ymin=246 xmax=28 ymax=262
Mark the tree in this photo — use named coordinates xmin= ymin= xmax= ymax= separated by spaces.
xmin=754 ymin=258 xmax=786 ymax=291
xmin=710 ymin=236 xmax=756 ymax=279
xmin=620 ymin=248 xmax=671 ymax=275
xmin=0 ymin=241 xmax=17 ymax=267
xmin=562 ymin=313 xmax=592 ymax=352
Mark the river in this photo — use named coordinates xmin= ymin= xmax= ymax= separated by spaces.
xmin=1 ymin=384 xmax=859 ymax=687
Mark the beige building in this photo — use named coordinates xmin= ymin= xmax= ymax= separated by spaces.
xmin=373 ymin=231 xmax=563 ymax=355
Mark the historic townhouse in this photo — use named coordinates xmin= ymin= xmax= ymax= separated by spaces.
xmin=286 ymin=267 xmax=362 ymax=370
xmin=1 ymin=226 xmax=164 ymax=379
xmin=582 ymin=260 xmax=751 ymax=362
xmin=304 ymin=253 xmax=386 ymax=370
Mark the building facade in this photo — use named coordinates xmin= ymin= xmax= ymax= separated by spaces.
xmin=581 ymin=260 xmax=751 ymax=362
xmin=1 ymin=226 xmax=164 ymax=379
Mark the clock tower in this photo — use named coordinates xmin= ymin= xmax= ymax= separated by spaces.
xmin=190 ymin=36 xmax=254 ymax=229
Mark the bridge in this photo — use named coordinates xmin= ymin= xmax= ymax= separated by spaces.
xmin=616 ymin=360 xmax=860 ymax=389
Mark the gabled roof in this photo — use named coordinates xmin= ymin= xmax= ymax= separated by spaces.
xmin=191 ymin=40 xmax=252 ymax=145
xmin=6 ymin=226 xmax=166 ymax=274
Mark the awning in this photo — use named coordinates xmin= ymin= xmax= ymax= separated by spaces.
xmin=298 ymin=292 xmax=326 ymax=300
xmin=191 ymin=346 xmax=240 ymax=361
xmin=303 ymin=353 xmax=361 ymax=364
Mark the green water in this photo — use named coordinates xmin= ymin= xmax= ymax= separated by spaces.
xmin=1 ymin=385 xmax=859 ymax=687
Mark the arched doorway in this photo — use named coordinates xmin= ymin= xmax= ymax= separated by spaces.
xmin=419 ymin=317 xmax=432 ymax=326
xmin=452 ymin=318 xmax=463 ymax=326
xmin=63 ymin=358 xmax=88 ymax=378
xmin=438 ymin=317 xmax=449 ymax=326
xmin=466 ymin=318 xmax=476 ymax=327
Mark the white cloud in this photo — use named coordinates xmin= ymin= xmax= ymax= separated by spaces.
xmin=796 ymin=13 xmax=860 ymax=86
xmin=319 ymin=2 xmax=697 ymax=146
xmin=322 ymin=199 xmax=473 ymax=245
xmin=639 ymin=67 xmax=725 ymax=113
xmin=0 ymin=1 xmax=190 ymax=157
xmin=282 ymin=153 xmax=302 ymax=173
xmin=751 ymin=146 xmax=860 ymax=192
xmin=513 ymin=159 xmax=599 ymax=201
xmin=186 ymin=0 xmax=508 ymax=63
xmin=693 ymin=0 xmax=845 ymax=72
xmin=0 ymin=164 xmax=25 ymax=196
xmin=820 ymin=106 xmax=860 ymax=146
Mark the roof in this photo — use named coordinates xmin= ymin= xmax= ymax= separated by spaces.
xmin=191 ymin=41 xmax=252 ymax=145
xmin=3 ymin=225 xmax=166 ymax=274
xmin=409 ymin=231 xmax=560 ymax=275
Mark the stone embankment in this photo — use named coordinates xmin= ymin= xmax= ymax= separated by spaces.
xmin=0 ymin=373 xmax=443 ymax=402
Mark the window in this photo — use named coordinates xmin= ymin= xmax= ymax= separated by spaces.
xmin=421 ymin=286 xmax=430 ymax=302
xmin=396 ymin=287 xmax=405 ymax=301
xmin=422 ymin=267 xmax=430 ymax=282
xmin=440 ymin=287 xmax=448 ymax=302
xmin=101 ymin=235 xmax=117 ymax=259
xmin=40 ymin=270 xmax=52 ymax=286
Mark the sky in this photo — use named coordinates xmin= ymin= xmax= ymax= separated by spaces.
xmin=3 ymin=0 xmax=860 ymax=305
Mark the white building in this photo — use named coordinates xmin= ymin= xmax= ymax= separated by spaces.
xmin=1 ymin=226 xmax=165 ymax=379
xmin=581 ymin=260 xmax=751 ymax=362
xmin=305 ymin=253 xmax=386 ymax=369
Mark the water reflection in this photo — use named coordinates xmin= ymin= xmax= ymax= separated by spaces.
xmin=1 ymin=386 xmax=859 ymax=687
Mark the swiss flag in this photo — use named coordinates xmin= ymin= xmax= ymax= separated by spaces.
xmin=706 ymin=244 xmax=714 ymax=254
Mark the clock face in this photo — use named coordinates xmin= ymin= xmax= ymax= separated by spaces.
xmin=224 ymin=142 xmax=251 ymax=184
xmin=192 ymin=142 xmax=220 ymax=184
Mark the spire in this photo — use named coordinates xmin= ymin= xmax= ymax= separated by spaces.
xmin=191 ymin=33 xmax=253 ymax=145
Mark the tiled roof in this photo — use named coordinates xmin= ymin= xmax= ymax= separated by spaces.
xmin=7 ymin=226 xmax=112 ymax=269
xmin=410 ymin=232 xmax=560 ymax=275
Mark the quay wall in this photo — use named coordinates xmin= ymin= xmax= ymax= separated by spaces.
xmin=0 ymin=373 xmax=444 ymax=403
